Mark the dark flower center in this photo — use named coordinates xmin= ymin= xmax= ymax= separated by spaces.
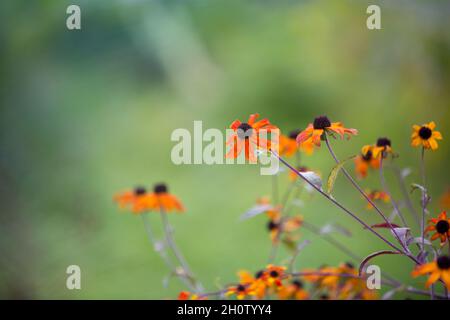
xmin=269 ymin=270 xmax=279 ymax=278
xmin=255 ymin=270 xmax=264 ymax=279
xmin=267 ymin=221 xmax=279 ymax=231
xmin=437 ymin=256 xmax=450 ymax=270
xmin=288 ymin=129 xmax=301 ymax=140
xmin=436 ymin=220 xmax=450 ymax=234
xmin=292 ymin=280 xmax=304 ymax=289
xmin=320 ymin=294 xmax=329 ymax=300
xmin=376 ymin=137 xmax=391 ymax=148
xmin=237 ymin=122 xmax=253 ymax=139
xmin=313 ymin=116 xmax=331 ymax=130
xmin=154 ymin=183 xmax=168 ymax=194
xmin=362 ymin=150 xmax=373 ymax=161
xmin=345 ymin=262 xmax=354 ymax=269
xmin=419 ymin=126 xmax=432 ymax=140
xmin=237 ymin=284 xmax=246 ymax=292
xmin=134 ymin=187 xmax=147 ymax=195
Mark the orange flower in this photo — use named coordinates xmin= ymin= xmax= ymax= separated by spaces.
xmin=146 ymin=184 xmax=185 ymax=213
xmin=226 ymin=113 xmax=277 ymax=162
xmin=412 ymin=255 xmax=450 ymax=290
xmin=366 ymin=190 xmax=390 ymax=209
xmin=280 ymin=129 xmax=313 ymax=156
xmin=318 ymin=266 xmax=341 ymax=289
xmin=114 ymin=184 xmax=184 ymax=214
xmin=225 ymin=283 xmax=256 ymax=300
xmin=277 ymin=280 xmax=309 ymax=300
xmin=425 ymin=211 xmax=450 ymax=245
xmin=302 ymin=265 xmax=342 ymax=290
xmin=337 ymin=263 xmax=377 ymax=300
xmin=237 ymin=270 xmax=267 ymax=299
xmin=114 ymin=186 xmax=154 ymax=214
xmin=302 ymin=268 xmax=323 ymax=283
xmin=177 ymin=291 xmax=203 ymax=300
xmin=267 ymin=213 xmax=302 ymax=243
xmin=263 ymin=265 xmax=287 ymax=287
xmin=296 ymin=116 xmax=357 ymax=151
xmin=411 ymin=121 xmax=443 ymax=150
xmin=354 ymin=146 xmax=380 ymax=178
xmin=362 ymin=137 xmax=394 ymax=159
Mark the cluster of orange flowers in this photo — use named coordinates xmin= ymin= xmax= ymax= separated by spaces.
xmin=114 ymin=183 xmax=184 ymax=214
xmin=224 ymin=262 xmax=378 ymax=300
xmin=178 ymin=263 xmax=377 ymax=300
xmin=114 ymin=114 xmax=449 ymax=299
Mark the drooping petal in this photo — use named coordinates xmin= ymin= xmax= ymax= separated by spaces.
xmin=296 ymin=124 xmax=313 ymax=144
xmin=425 ymin=271 xmax=441 ymax=288
xmin=441 ymin=270 xmax=450 ymax=290
xmin=230 ymin=120 xmax=242 ymax=130
xmin=247 ymin=113 xmax=260 ymax=125
xmin=412 ymin=262 xmax=437 ymax=276
xmin=429 ymin=138 xmax=438 ymax=150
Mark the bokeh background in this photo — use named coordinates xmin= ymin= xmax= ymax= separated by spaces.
xmin=1 ymin=0 xmax=449 ymax=299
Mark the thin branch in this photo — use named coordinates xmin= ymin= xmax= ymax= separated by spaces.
xmin=160 ymin=210 xmax=204 ymax=292
xmin=323 ymin=136 xmax=416 ymax=262
xmin=379 ymin=157 xmax=408 ymax=227
xmin=271 ymin=150 xmax=403 ymax=253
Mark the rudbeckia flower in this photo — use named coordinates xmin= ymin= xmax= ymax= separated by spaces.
xmin=226 ymin=113 xmax=277 ymax=162
xmin=411 ymin=122 xmax=443 ymax=150
xmin=362 ymin=137 xmax=394 ymax=159
xmin=354 ymin=146 xmax=380 ymax=178
xmin=337 ymin=263 xmax=377 ymax=300
xmin=280 ymin=129 xmax=313 ymax=156
xmin=277 ymin=280 xmax=309 ymax=300
xmin=318 ymin=266 xmax=341 ymax=289
xmin=237 ymin=270 xmax=267 ymax=299
xmin=114 ymin=186 xmax=154 ymax=214
xmin=267 ymin=215 xmax=303 ymax=243
xmin=114 ymin=184 xmax=184 ymax=214
xmin=302 ymin=265 xmax=341 ymax=290
xmin=366 ymin=190 xmax=390 ymax=209
xmin=412 ymin=255 xmax=450 ymax=289
xmin=225 ymin=284 xmax=256 ymax=300
xmin=263 ymin=265 xmax=287 ymax=287
xmin=296 ymin=116 xmax=358 ymax=150
xmin=425 ymin=211 xmax=450 ymax=245
xmin=146 ymin=183 xmax=185 ymax=213
xmin=177 ymin=291 xmax=202 ymax=300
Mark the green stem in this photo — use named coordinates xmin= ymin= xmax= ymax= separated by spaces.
xmin=324 ymin=135 xmax=412 ymax=258
xmin=379 ymin=158 xmax=408 ymax=227
xmin=160 ymin=210 xmax=204 ymax=292
xmin=141 ymin=214 xmax=195 ymax=291
xmin=391 ymin=164 xmax=421 ymax=227
xmin=271 ymin=150 xmax=404 ymax=253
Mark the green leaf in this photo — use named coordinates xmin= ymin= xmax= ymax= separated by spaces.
xmin=326 ymin=155 xmax=356 ymax=195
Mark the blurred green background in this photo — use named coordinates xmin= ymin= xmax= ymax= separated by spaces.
xmin=0 ymin=0 xmax=449 ymax=299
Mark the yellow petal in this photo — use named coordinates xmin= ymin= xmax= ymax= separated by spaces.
xmin=432 ymin=130 xmax=443 ymax=140
xmin=441 ymin=270 xmax=450 ymax=290
xmin=411 ymin=137 xmax=422 ymax=147
xmin=425 ymin=271 xmax=441 ymax=287
xmin=429 ymin=138 xmax=438 ymax=150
